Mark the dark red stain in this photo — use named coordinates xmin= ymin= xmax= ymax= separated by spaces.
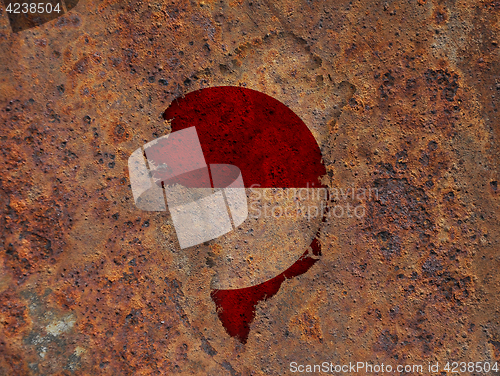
xmin=211 ymin=250 xmax=319 ymax=344
xmin=163 ymin=86 xmax=325 ymax=188
xmin=163 ymin=86 xmax=327 ymax=343
xmin=210 ymin=204 xmax=328 ymax=344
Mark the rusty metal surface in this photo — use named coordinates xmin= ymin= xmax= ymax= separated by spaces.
xmin=0 ymin=0 xmax=499 ymax=375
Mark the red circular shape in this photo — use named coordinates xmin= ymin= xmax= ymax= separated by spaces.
xmin=163 ymin=86 xmax=327 ymax=344
xmin=164 ymin=86 xmax=326 ymax=188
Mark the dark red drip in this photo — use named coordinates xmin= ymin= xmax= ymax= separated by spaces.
xmin=210 ymin=250 xmax=319 ymax=344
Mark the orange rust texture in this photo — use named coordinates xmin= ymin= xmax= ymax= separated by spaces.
xmin=0 ymin=0 xmax=499 ymax=375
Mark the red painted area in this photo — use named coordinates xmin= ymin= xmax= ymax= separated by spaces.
xmin=163 ymin=87 xmax=326 ymax=343
xmin=164 ymin=86 xmax=325 ymax=188
xmin=210 ymin=250 xmax=319 ymax=344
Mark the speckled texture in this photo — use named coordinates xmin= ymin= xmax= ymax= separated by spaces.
xmin=0 ymin=0 xmax=499 ymax=375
